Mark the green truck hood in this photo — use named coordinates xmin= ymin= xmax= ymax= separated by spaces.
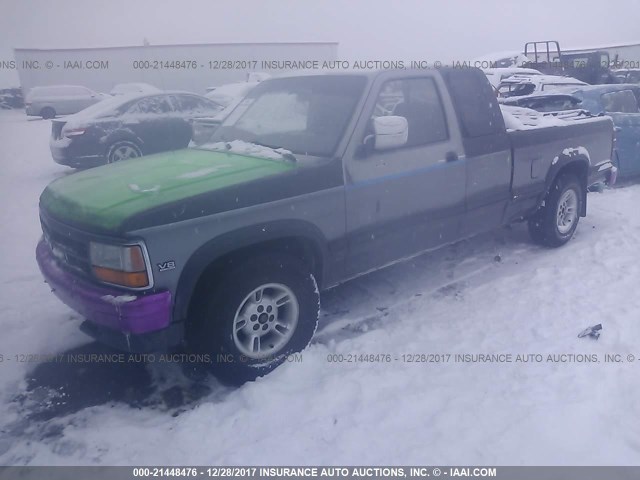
xmin=41 ymin=149 xmax=296 ymax=231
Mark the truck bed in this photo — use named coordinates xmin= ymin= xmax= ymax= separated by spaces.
xmin=502 ymin=107 xmax=614 ymax=221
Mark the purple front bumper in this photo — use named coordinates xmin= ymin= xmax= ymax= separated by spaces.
xmin=36 ymin=239 xmax=172 ymax=335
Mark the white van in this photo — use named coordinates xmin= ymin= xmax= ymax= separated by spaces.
xmin=25 ymin=85 xmax=108 ymax=119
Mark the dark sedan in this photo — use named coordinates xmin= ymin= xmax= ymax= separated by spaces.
xmin=49 ymin=92 xmax=224 ymax=168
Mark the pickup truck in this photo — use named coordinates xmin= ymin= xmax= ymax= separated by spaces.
xmin=36 ymin=68 xmax=616 ymax=383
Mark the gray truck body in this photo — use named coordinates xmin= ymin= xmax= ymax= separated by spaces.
xmin=37 ymin=68 xmax=616 ymax=351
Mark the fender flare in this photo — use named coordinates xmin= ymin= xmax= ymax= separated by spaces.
xmin=543 ymin=150 xmax=590 ymax=217
xmin=172 ymin=219 xmax=330 ymax=324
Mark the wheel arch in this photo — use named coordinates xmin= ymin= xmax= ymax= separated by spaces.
xmin=173 ymin=219 xmax=329 ymax=326
xmin=103 ymin=129 xmax=145 ymax=157
xmin=544 ymin=152 xmax=589 ymax=217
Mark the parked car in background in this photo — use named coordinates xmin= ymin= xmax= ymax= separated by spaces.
xmin=25 ymin=85 xmax=109 ymax=119
xmin=483 ymin=67 xmax=541 ymax=88
xmin=49 ymin=91 xmax=224 ymax=167
xmin=497 ymin=74 xmax=586 ymax=98
xmin=564 ymin=84 xmax=640 ymax=179
xmin=0 ymin=87 xmax=24 ymax=109
xmin=613 ymin=69 xmax=640 ymax=85
xmin=110 ymin=83 xmax=161 ymax=96
xmin=205 ymin=81 xmax=259 ymax=107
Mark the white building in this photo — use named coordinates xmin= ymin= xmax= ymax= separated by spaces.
xmin=14 ymin=42 xmax=338 ymax=95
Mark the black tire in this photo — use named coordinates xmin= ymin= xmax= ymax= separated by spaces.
xmin=528 ymin=173 xmax=583 ymax=247
xmin=40 ymin=107 xmax=55 ymax=119
xmin=106 ymin=140 xmax=142 ymax=163
xmin=188 ymin=253 xmax=320 ymax=385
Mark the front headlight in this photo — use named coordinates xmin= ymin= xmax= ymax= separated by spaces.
xmin=89 ymin=242 xmax=149 ymax=288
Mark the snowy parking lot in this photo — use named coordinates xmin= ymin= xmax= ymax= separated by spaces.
xmin=1 ymin=108 xmax=640 ymax=465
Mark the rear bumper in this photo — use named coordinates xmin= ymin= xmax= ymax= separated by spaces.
xmin=589 ymin=161 xmax=617 ymax=187
xmin=50 ymin=141 xmax=106 ymax=168
xmin=49 ymin=138 xmax=107 ymax=168
xmin=36 ymin=239 xmax=181 ymax=352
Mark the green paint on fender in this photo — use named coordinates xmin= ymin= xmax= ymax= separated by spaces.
xmin=40 ymin=149 xmax=296 ymax=230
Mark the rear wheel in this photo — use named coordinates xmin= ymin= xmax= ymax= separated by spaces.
xmin=528 ymin=173 xmax=582 ymax=247
xmin=106 ymin=141 xmax=142 ymax=163
xmin=40 ymin=107 xmax=55 ymax=119
xmin=188 ymin=253 xmax=320 ymax=385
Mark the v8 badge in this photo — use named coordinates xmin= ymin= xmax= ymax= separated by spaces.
xmin=157 ymin=260 xmax=176 ymax=272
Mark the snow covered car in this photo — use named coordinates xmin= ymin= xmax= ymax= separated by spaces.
xmin=497 ymin=74 xmax=586 ymax=98
xmin=483 ymin=67 xmax=541 ymax=88
xmin=109 ymin=83 xmax=161 ymax=96
xmin=564 ymin=84 xmax=640 ymax=179
xmin=25 ymin=85 xmax=109 ymax=119
xmin=49 ymin=92 xmax=224 ymax=167
xmin=36 ymin=68 xmax=615 ymax=383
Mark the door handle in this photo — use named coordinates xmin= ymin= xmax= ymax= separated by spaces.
xmin=445 ymin=151 xmax=459 ymax=162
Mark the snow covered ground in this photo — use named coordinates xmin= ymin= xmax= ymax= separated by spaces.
xmin=1 ymin=108 xmax=640 ymax=465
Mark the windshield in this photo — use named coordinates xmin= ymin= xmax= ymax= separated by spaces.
xmin=206 ymin=75 xmax=367 ymax=157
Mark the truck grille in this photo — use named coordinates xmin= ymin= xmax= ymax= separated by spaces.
xmin=41 ymin=218 xmax=91 ymax=275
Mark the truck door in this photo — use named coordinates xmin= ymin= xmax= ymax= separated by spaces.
xmin=439 ymin=69 xmax=512 ymax=236
xmin=343 ymin=72 xmax=466 ymax=276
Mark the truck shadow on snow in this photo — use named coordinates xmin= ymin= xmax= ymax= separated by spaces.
xmin=10 ymin=342 xmax=217 ymax=424
xmin=5 ymin=223 xmax=534 ymax=443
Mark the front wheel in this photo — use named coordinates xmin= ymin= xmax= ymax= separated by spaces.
xmin=528 ymin=173 xmax=583 ymax=247
xmin=188 ymin=254 xmax=320 ymax=385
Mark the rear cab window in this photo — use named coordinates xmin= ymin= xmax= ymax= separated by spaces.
xmin=443 ymin=69 xmax=505 ymax=138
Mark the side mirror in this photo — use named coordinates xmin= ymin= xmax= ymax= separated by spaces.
xmin=367 ymin=116 xmax=408 ymax=151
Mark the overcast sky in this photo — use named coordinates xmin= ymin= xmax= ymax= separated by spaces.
xmin=1 ymin=0 xmax=640 ymax=85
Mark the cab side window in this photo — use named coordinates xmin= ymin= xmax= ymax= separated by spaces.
xmin=373 ymin=78 xmax=448 ymax=148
